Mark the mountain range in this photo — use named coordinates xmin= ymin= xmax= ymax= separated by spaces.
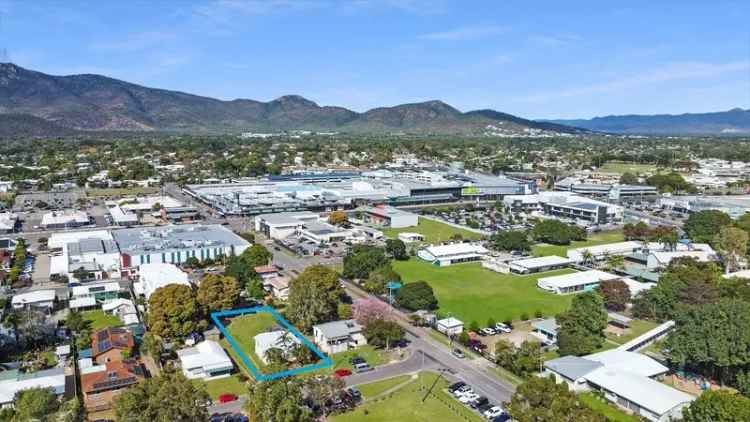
xmin=545 ymin=108 xmax=750 ymax=135
xmin=0 ymin=63 xmax=581 ymax=137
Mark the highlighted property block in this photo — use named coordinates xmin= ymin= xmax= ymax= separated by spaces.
xmin=211 ymin=306 xmax=332 ymax=381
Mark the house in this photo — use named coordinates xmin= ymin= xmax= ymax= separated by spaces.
xmin=509 ymin=255 xmax=572 ymax=274
xmin=102 ymin=299 xmax=139 ymax=326
xmin=544 ymin=350 xmax=693 ymax=422
xmin=0 ymin=213 xmax=17 ymax=234
xmin=11 ymin=290 xmax=56 ymax=311
xmin=436 ymin=317 xmax=464 ymax=336
xmin=398 ymin=232 xmax=424 ymax=243
xmin=0 ymin=368 xmax=66 ymax=409
xmin=263 ymin=276 xmax=290 ymax=300
xmin=69 ymin=282 xmax=121 ymax=311
xmin=254 ymin=330 xmax=301 ymax=364
xmin=177 ymin=340 xmax=233 ymax=380
xmin=531 ymin=318 xmax=558 ymax=345
xmin=417 ymin=243 xmax=488 ymax=266
xmin=254 ymin=265 xmax=280 ymax=281
xmin=358 ymin=205 xmax=418 ymax=228
xmin=645 ymin=245 xmax=717 ymax=271
xmin=537 ymin=270 xmax=621 ymax=295
xmin=91 ymin=328 xmax=135 ymax=365
xmin=313 ymin=319 xmax=366 ymax=354
xmin=133 ymin=263 xmax=190 ymax=300
xmin=0 ymin=238 xmax=17 ymax=253
xmin=80 ymin=359 xmax=145 ymax=412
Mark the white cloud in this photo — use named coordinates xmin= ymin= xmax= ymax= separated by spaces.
xmin=419 ymin=24 xmax=508 ymax=41
xmin=515 ymin=60 xmax=750 ymax=104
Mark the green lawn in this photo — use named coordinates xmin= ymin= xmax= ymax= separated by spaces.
xmin=393 ymin=259 xmax=574 ymax=324
xmin=194 ymin=374 xmax=249 ymax=401
xmin=330 ymin=372 xmax=483 ymax=422
xmin=532 ymin=230 xmax=625 ymax=257
xmin=85 ymin=187 xmax=160 ymax=197
xmin=606 ymin=319 xmax=659 ymax=346
xmin=356 ymin=375 xmax=413 ymax=399
xmin=327 ymin=345 xmax=388 ymax=372
xmin=220 ymin=312 xmax=279 ymax=374
xmin=82 ymin=310 xmax=122 ymax=330
xmin=579 ymin=392 xmax=641 ymax=422
xmin=598 ymin=162 xmax=658 ymax=175
xmin=383 ymin=217 xmax=482 ymax=244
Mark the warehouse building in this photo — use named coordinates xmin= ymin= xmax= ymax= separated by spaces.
xmin=358 ymin=205 xmax=418 ymax=228
xmin=417 ymin=243 xmax=488 ymax=266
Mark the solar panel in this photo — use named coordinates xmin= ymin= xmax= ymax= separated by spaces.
xmin=92 ymin=376 xmax=137 ymax=391
xmin=97 ymin=330 xmax=110 ymax=341
xmin=97 ymin=341 xmax=111 ymax=352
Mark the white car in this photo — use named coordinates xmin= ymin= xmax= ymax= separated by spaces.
xmin=458 ymin=392 xmax=480 ymax=404
xmin=494 ymin=323 xmax=512 ymax=333
xmin=483 ymin=406 xmax=504 ymax=419
xmin=452 ymin=385 xmax=473 ymax=398
xmin=480 ymin=327 xmax=496 ymax=336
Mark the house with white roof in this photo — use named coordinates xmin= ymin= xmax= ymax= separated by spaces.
xmin=645 ymin=244 xmax=717 ymax=271
xmin=177 ymin=340 xmax=233 ymax=380
xmin=537 ymin=270 xmax=621 ymax=295
xmin=417 ymin=243 xmax=488 ymax=266
xmin=313 ymin=319 xmax=366 ymax=354
xmin=398 ymin=232 xmax=424 ymax=243
xmin=543 ymin=350 xmax=693 ymax=422
xmin=133 ymin=263 xmax=190 ymax=300
xmin=567 ymin=241 xmax=642 ymax=263
xmin=509 ymin=255 xmax=572 ymax=274
xmin=49 ymin=231 xmax=122 ymax=282
xmin=254 ymin=331 xmax=301 ymax=364
xmin=0 ymin=367 xmax=66 ymax=408
xmin=102 ymin=298 xmax=139 ymax=326
xmin=436 ymin=317 xmax=464 ymax=336
xmin=531 ymin=318 xmax=559 ymax=345
xmin=0 ymin=213 xmax=17 ymax=234
xmin=11 ymin=290 xmax=56 ymax=311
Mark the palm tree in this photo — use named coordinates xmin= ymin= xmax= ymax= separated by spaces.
xmin=581 ymin=250 xmax=595 ymax=267
xmin=605 ymin=255 xmax=625 ymax=272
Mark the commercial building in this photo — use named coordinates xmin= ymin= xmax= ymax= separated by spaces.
xmin=659 ymin=195 xmax=750 ymax=219
xmin=313 ymin=319 xmax=367 ymax=355
xmin=508 ymin=255 xmax=573 ymax=274
xmin=299 ymin=221 xmax=352 ymax=244
xmin=254 ymin=212 xmax=320 ymax=240
xmin=40 ymin=210 xmax=91 ymax=230
xmin=0 ymin=213 xmax=17 ymax=234
xmin=133 ymin=263 xmax=190 ymax=300
xmin=358 ymin=205 xmax=418 ymax=228
xmin=537 ymin=270 xmax=621 ymax=294
xmin=554 ymin=179 xmax=658 ymax=201
xmin=107 ymin=205 xmax=139 ymax=226
xmin=113 ymin=224 xmax=250 ymax=272
xmin=177 ymin=340 xmax=233 ymax=380
xmin=544 ymin=350 xmax=693 ymax=422
xmin=417 ymin=243 xmax=488 ymax=266
xmin=0 ymin=368 xmax=66 ymax=408
xmin=504 ymin=191 xmax=623 ymax=225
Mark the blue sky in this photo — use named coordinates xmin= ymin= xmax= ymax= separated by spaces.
xmin=1 ymin=0 xmax=748 ymax=119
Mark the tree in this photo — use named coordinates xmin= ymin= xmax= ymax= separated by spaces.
xmin=512 ymin=341 xmax=543 ymax=377
xmin=65 ymin=310 xmax=86 ymax=333
xmin=196 ymin=274 xmax=241 ymax=312
xmin=342 ymin=245 xmax=389 ymax=280
xmin=619 ymin=172 xmax=639 ymax=184
xmin=395 ymin=281 xmax=438 ymax=311
xmin=114 ymin=368 xmax=210 ymax=421
xmin=646 ymin=172 xmax=695 ymax=193
xmin=12 ymin=387 xmax=59 ymax=422
xmin=286 ymin=265 xmax=341 ymax=332
xmin=363 ymin=319 xmax=405 ymax=349
xmin=597 ymin=279 xmax=630 ymax=311
xmin=714 ymin=226 xmax=749 ymax=273
xmin=557 ymin=292 xmax=607 ymax=356
xmin=531 ymin=220 xmax=586 ymax=245
xmin=385 ymin=238 xmax=408 ymax=260
xmin=245 ymin=379 xmax=311 ymax=422
xmin=684 ymin=210 xmax=732 ymax=244
xmin=302 ymin=376 xmax=345 ymax=418
xmin=624 ymin=221 xmax=651 ymax=240
xmin=493 ymin=339 xmax=515 ymax=368
xmin=183 ymin=256 xmax=200 ymax=269
xmin=506 ymin=376 xmax=605 ymax=422
xmin=327 ymin=210 xmax=348 ymax=226
xmin=363 ymin=263 xmax=400 ymax=294
xmin=352 ymin=297 xmax=392 ymax=326
xmin=225 ymin=255 xmax=263 ymax=299
xmin=604 ymin=254 xmax=625 ymax=272
xmin=240 ymin=244 xmax=272 ymax=268
xmin=683 ymin=390 xmax=750 ymax=422
xmin=490 ymin=230 xmax=531 ymax=252
xmin=147 ymin=284 xmax=205 ymax=339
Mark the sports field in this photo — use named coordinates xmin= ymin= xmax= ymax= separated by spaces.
xmin=532 ymin=230 xmax=625 ymax=257
xmin=392 ymin=259 xmax=574 ymax=324
xmin=598 ymin=162 xmax=658 ymax=175
xmin=383 ymin=217 xmax=482 ymax=244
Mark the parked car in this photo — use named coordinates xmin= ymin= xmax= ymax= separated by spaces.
xmin=350 ymin=356 xmax=366 ymax=365
xmin=347 ymin=387 xmax=362 ymax=402
xmin=479 ymin=327 xmax=496 ymax=336
xmin=492 ymin=414 xmax=511 ymax=422
xmin=354 ymin=362 xmax=372 ymax=373
xmin=334 ymin=369 xmax=352 ymax=378
xmin=471 ymin=396 xmax=489 ymax=409
xmin=494 ymin=323 xmax=512 ymax=333
xmin=217 ymin=393 xmax=238 ymax=404
xmin=483 ymin=406 xmax=504 ymax=419
xmin=458 ymin=392 xmax=480 ymax=404
xmin=452 ymin=385 xmax=473 ymax=398
xmin=448 ymin=381 xmax=466 ymax=393
xmin=451 ymin=348 xmax=465 ymax=359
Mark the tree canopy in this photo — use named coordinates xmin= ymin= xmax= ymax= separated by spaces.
xmin=385 ymin=238 xmax=408 ymax=260
xmin=490 ymin=230 xmax=531 ymax=252
xmin=196 ymin=273 xmax=241 ymax=312
xmin=557 ymin=292 xmax=607 ymax=356
xmin=363 ymin=263 xmax=400 ymax=294
xmin=597 ymin=279 xmax=630 ymax=311
xmin=147 ymin=284 xmax=205 ymax=339
xmin=395 ymin=281 xmax=438 ymax=311
xmin=113 ymin=368 xmax=210 ymax=421
xmin=342 ymin=245 xmax=389 ymax=280
xmin=240 ymin=244 xmax=273 ymax=269
xmin=683 ymin=390 xmax=750 ymax=422
xmin=285 ymin=265 xmax=342 ymax=332
xmin=506 ymin=376 xmax=606 ymax=422
xmin=245 ymin=379 xmax=312 ymax=422
xmin=327 ymin=210 xmax=348 ymax=226
xmin=684 ymin=210 xmax=732 ymax=244
xmin=363 ymin=319 xmax=405 ymax=349
xmin=531 ymin=220 xmax=586 ymax=245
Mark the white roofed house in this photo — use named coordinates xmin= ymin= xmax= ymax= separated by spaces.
xmin=567 ymin=241 xmax=643 ymax=264
xmin=263 ymin=276 xmax=290 ymax=300
xmin=11 ymin=290 xmax=56 ymax=312
xmin=417 ymin=243 xmax=488 ymax=267
xmin=0 ymin=368 xmax=66 ymax=409
xmin=69 ymin=281 xmax=122 ymax=311
xmin=177 ymin=340 xmax=233 ymax=380
xmin=645 ymin=244 xmax=717 ymax=271
xmin=436 ymin=317 xmax=464 ymax=336
xmin=537 ymin=270 xmax=621 ymax=295
xmin=0 ymin=213 xmax=18 ymax=234
xmin=102 ymin=298 xmax=139 ymax=326
xmin=254 ymin=330 xmax=301 ymax=365
xmin=133 ymin=263 xmax=191 ymax=300
xmin=313 ymin=320 xmax=366 ymax=355
xmin=508 ymin=255 xmax=572 ymax=274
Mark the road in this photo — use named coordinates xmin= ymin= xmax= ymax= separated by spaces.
xmin=624 ymin=209 xmax=684 ymax=227
xmin=208 ymin=395 xmax=248 ymax=417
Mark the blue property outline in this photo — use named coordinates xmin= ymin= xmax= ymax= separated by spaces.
xmin=210 ymin=306 xmax=333 ymax=381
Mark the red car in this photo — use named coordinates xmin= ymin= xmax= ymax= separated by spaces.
xmin=217 ymin=393 xmax=238 ymax=404
xmin=334 ymin=369 xmax=352 ymax=378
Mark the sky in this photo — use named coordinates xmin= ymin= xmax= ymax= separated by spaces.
xmin=0 ymin=0 xmax=749 ymax=119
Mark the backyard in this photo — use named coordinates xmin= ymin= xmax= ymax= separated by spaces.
xmin=579 ymin=392 xmax=641 ymax=422
xmin=331 ymin=372 xmax=482 ymax=422
xmin=81 ymin=310 xmax=122 ymax=330
xmin=392 ymin=259 xmax=574 ymax=324
xmin=532 ymin=230 xmax=625 ymax=257
xmin=194 ymin=374 xmax=249 ymax=401
xmin=383 ymin=217 xmax=482 ymax=244
xmin=219 ymin=312 xmax=279 ymax=374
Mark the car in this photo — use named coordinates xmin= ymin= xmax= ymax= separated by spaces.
xmin=477 ymin=403 xmax=494 ymax=414
xmin=448 ymin=381 xmax=466 ymax=393
xmin=350 ymin=356 xmax=366 ymax=365
xmin=353 ymin=362 xmax=372 ymax=373
xmin=483 ymin=405 xmax=504 ymax=419
xmin=217 ymin=393 xmax=238 ymax=404
xmin=494 ymin=323 xmax=512 ymax=333
xmin=471 ymin=396 xmax=489 ymax=409
xmin=492 ymin=414 xmax=511 ymax=422
xmin=452 ymin=348 xmax=465 ymax=359
xmin=334 ymin=369 xmax=352 ymax=377
xmin=452 ymin=385 xmax=473 ymax=397
xmin=480 ymin=327 xmax=496 ymax=336
xmin=458 ymin=392 xmax=480 ymax=404
xmin=347 ymin=387 xmax=362 ymax=401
